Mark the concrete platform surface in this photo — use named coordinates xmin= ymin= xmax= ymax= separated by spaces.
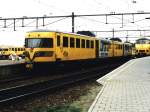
xmin=88 ymin=56 xmax=150 ymax=112
xmin=0 ymin=60 xmax=25 ymax=66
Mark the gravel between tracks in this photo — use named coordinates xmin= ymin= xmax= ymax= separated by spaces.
xmin=0 ymin=79 xmax=102 ymax=112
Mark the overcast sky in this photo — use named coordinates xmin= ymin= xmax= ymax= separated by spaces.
xmin=0 ymin=0 xmax=150 ymax=46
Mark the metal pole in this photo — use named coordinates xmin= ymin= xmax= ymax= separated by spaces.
xmin=112 ymin=28 xmax=114 ymax=38
xmin=36 ymin=18 xmax=38 ymax=29
xmin=112 ymin=28 xmax=114 ymax=56
xmin=14 ymin=19 xmax=16 ymax=31
xmin=121 ymin=14 xmax=123 ymax=28
xmin=22 ymin=18 xmax=24 ymax=27
xmin=43 ymin=17 xmax=45 ymax=26
xmin=4 ymin=19 xmax=6 ymax=28
xmin=106 ymin=15 xmax=108 ymax=24
xmin=72 ymin=12 xmax=75 ymax=33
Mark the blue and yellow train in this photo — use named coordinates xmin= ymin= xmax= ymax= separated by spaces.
xmin=24 ymin=30 xmax=133 ymax=69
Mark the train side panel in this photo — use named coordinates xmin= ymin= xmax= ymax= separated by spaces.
xmin=55 ymin=33 xmax=96 ymax=61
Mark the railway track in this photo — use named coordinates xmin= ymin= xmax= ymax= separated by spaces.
xmin=0 ymin=62 xmax=122 ymax=105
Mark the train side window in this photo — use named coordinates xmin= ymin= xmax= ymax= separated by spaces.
xmin=76 ymin=38 xmax=80 ymax=48
xmin=91 ymin=40 xmax=94 ymax=48
xmin=120 ymin=45 xmax=122 ymax=49
xmin=63 ymin=36 xmax=68 ymax=47
xmin=57 ymin=35 xmax=60 ymax=46
xmin=86 ymin=40 xmax=90 ymax=48
xmin=81 ymin=39 xmax=85 ymax=48
xmin=70 ymin=37 xmax=74 ymax=48
xmin=15 ymin=48 xmax=17 ymax=51
xmin=12 ymin=48 xmax=14 ymax=51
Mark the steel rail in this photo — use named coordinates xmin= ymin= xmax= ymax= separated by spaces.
xmin=0 ymin=62 xmax=122 ymax=104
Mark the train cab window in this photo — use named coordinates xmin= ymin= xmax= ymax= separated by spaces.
xmin=57 ymin=35 xmax=60 ymax=46
xmin=18 ymin=48 xmax=20 ymax=51
xmin=63 ymin=36 xmax=68 ymax=47
xmin=81 ymin=39 xmax=85 ymax=48
xmin=91 ymin=40 xmax=94 ymax=48
xmin=26 ymin=38 xmax=53 ymax=48
xmin=12 ymin=48 xmax=15 ymax=51
xmin=70 ymin=37 xmax=74 ymax=48
xmin=76 ymin=38 xmax=80 ymax=48
xmin=86 ymin=40 xmax=90 ymax=48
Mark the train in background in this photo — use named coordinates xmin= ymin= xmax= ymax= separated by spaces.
xmin=0 ymin=47 xmax=25 ymax=59
xmin=135 ymin=38 xmax=150 ymax=56
xmin=24 ymin=30 xmax=133 ymax=69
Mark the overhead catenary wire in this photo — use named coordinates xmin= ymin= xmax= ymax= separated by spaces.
xmin=44 ymin=17 xmax=70 ymax=26
xmin=32 ymin=0 xmax=69 ymax=14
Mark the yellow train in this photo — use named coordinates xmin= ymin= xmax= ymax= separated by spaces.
xmin=0 ymin=47 xmax=25 ymax=59
xmin=24 ymin=30 xmax=133 ymax=69
xmin=135 ymin=38 xmax=150 ymax=56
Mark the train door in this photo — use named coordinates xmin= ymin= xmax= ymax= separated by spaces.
xmin=123 ymin=44 xmax=125 ymax=56
xmin=95 ymin=40 xmax=99 ymax=58
xmin=56 ymin=33 xmax=63 ymax=61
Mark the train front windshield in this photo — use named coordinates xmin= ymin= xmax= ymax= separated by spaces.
xmin=25 ymin=38 xmax=53 ymax=48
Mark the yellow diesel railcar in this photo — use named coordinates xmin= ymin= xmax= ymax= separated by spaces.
xmin=25 ymin=30 xmax=98 ymax=68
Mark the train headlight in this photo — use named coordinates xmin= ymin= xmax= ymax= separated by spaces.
xmin=26 ymin=63 xmax=33 ymax=69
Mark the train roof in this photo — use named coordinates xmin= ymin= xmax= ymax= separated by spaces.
xmin=77 ymin=31 xmax=96 ymax=37
xmin=27 ymin=29 xmax=96 ymax=38
xmin=110 ymin=38 xmax=122 ymax=42
xmin=136 ymin=38 xmax=150 ymax=41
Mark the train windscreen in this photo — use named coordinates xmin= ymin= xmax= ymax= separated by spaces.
xmin=25 ymin=38 xmax=53 ymax=48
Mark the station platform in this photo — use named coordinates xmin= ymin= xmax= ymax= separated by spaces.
xmin=88 ymin=56 xmax=150 ymax=112
xmin=0 ymin=60 xmax=25 ymax=79
xmin=0 ymin=59 xmax=24 ymax=66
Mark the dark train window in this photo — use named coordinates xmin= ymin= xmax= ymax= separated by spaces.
xmin=4 ymin=48 xmax=8 ymax=51
xmin=118 ymin=45 xmax=120 ymax=49
xmin=12 ymin=48 xmax=15 ymax=51
xmin=91 ymin=40 xmax=94 ymax=48
xmin=26 ymin=38 xmax=53 ymax=48
xmin=70 ymin=37 xmax=74 ymax=48
xmin=81 ymin=39 xmax=85 ymax=48
xmin=15 ymin=48 xmax=17 ymax=51
xmin=63 ymin=36 xmax=68 ymax=47
xmin=76 ymin=38 xmax=80 ymax=48
xmin=57 ymin=35 xmax=60 ymax=46
xmin=86 ymin=40 xmax=90 ymax=48
xmin=120 ymin=45 xmax=122 ymax=49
